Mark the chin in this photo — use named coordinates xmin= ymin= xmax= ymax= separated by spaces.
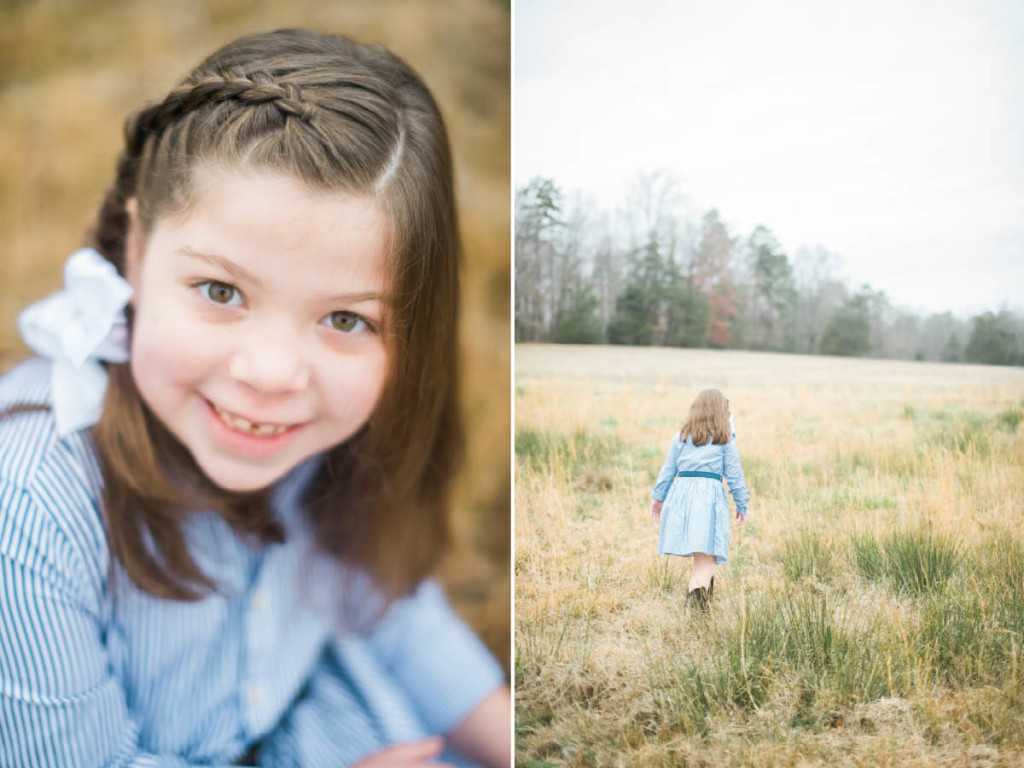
xmin=197 ymin=460 xmax=289 ymax=495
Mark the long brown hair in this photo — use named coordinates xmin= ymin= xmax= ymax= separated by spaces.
xmin=679 ymin=388 xmax=731 ymax=446
xmin=82 ymin=29 xmax=462 ymax=603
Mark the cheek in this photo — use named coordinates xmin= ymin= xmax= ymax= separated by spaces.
xmin=130 ymin=304 xmax=227 ymax=397
xmin=319 ymin=346 xmax=388 ymax=421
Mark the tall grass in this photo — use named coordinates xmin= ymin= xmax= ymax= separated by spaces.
xmin=997 ymin=406 xmax=1023 ymax=433
xmin=645 ymin=588 xmax=899 ymax=738
xmin=516 ymin=427 xmax=624 ymax=473
xmin=646 ymin=558 xmax=684 ymax=594
xmin=850 ymin=533 xmax=885 ymax=582
xmin=779 ymin=529 xmax=835 ymax=582
xmin=516 ymin=345 xmax=1024 ymax=765
xmin=850 ymin=528 xmax=959 ymax=594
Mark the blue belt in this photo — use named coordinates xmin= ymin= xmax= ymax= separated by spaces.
xmin=676 ymin=471 xmax=722 ymax=481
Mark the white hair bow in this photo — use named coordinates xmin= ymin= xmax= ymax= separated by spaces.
xmin=18 ymin=247 xmax=133 ymax=437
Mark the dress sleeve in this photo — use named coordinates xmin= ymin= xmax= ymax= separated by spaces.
xmin=0 ymin=481 xmax=249 ymax=768
xmin=360 ymin=580 xmax=505 ymax=736
xmin=650 ymin=434 xmax=683 ymax=501
xmin=723 ymin=437 xmax=749 ymax=516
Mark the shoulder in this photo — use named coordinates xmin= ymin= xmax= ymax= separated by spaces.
xmin=0 ymin=357 xmax=102 ymax=491
xmin=667 ymin=433 xmax=689 ymax=456
xmin=0 ymin=357 xmax=109 ymax=608
xmin=0 ymin=357 xmax=58 ymax=483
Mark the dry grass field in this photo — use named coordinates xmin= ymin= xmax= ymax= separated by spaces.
xmin=0 ymin=0 xmax=509 ymax=665
xmin=515 ymin=344 xmax=1024 ymax=767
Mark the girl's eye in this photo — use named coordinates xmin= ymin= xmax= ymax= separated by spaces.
xmin=198 ymin=280 xmax=242 ymax=306
xmin=324 ymin=311 xmax=370 ymax=334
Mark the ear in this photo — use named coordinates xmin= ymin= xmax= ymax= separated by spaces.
xmin=124 ymin=197 xmax=144 ymax=297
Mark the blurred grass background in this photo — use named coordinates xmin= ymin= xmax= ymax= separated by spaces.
xmin=0 ymin=0 xmax=509 ymax=669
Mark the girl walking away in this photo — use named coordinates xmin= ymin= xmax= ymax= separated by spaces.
xmin=649 ymin=388 xmax=749 ymax=611
xmin=0 ymin=30 xmax=509 ymax=768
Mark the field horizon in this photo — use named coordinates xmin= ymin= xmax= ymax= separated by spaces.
xmin=515 ymin=343 xmax=1024 ymax=767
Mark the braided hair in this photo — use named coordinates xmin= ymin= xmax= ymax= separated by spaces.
xmin=88 ymin=29 xmax=461 ymax=606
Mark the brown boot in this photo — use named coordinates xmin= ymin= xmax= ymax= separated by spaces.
xmin=685 ymin=586 xmax=711 ymax=612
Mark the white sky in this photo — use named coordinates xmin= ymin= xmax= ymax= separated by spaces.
xmin=515 ymin=0 xmax=1024 ymax=317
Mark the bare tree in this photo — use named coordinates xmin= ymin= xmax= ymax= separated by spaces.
xmin=792 ymin=245 xmax=844 ymax=353
xmin=515 ymin=177 xmax=563 ymax=341
xmin=693 ymin=210 xmax=739 ymax=347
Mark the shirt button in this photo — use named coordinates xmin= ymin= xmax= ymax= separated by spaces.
xmin=251 ymin=590 xmax=268 ymax=612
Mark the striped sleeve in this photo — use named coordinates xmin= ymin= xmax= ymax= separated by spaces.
xmin=362 ymin=580 xmax=506 ymax=735
xmin=0 ymin=480 xmax=248 ymax=768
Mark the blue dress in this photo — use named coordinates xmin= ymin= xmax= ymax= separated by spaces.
xmin=650 ymin=424 xmax=749 ymax=564
xmin=0 ymin=357 xmax=504 ymax=767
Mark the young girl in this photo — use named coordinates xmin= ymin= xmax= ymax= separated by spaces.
xmin=0 ymin=29 xmax=509 ymax=768
xmin=649 ymin=388 xmax=749 ymax=610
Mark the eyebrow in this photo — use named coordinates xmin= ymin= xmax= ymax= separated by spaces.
xmin=179 ymin=246 xmax=385 ymax=305
xmin=180 ymin=247 xmax=261 ymax=288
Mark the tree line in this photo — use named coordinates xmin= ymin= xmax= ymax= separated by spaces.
xmin=515 ymin=175 xmax=1024 ymax=366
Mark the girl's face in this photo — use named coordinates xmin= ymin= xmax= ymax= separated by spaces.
xmin=125 ymin=167 xmax=389 ymax=493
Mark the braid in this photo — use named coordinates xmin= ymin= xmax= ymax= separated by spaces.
xmin=89 ymin=72 xmax=318 ymax=267
xmin=132 ymin=74 xmax=319 ymax=145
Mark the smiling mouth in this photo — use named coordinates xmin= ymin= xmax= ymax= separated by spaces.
xmin=210 ymin=402 xmax=296 ymax=437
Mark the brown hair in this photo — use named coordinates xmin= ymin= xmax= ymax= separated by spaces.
xmin=680 ymin=388 xmax=731 ymax=447
xmin=84 ymin=29 xmax=462 ymax=603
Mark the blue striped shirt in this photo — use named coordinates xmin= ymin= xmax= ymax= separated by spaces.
xmin=0 ymin=358 xmax=504 ymax=767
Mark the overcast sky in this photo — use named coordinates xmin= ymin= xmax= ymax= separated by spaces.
xmin=515 ymin=0 xmax=1024 ymax=317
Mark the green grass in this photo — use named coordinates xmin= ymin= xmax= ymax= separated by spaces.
xmin=779 ymin=529 xmax=836 ymax=582
xmin=515 ymin=426 xmax=625 ymax=474
xmin=978 ymin=529 xmax=1024 ymax=595
xmin=850 ymin=528 xmax=959 ymax=594
xmin=928 ymin=412 xmax=991 ymax=455
xmin=914 ymin=407 xmax=1024 ymax=456
xmin=645 ymin=587 xmax=899 ymax=739
xmin=997 ymin=406 xmax=1023 ymax=433
xmin=851 ymin=533 xmax=885 ymax=582
xmin=638 ymin=535 xmax=1024 ymax=739
xmin=885 ymin=529 xmax=959 ymax=594
xmin=916 ymin=589 xmax=993 ymax=685
xmin=646 ymin=558 xmax=684 ymax=594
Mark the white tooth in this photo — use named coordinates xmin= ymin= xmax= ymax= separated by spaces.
xmin=213 ymin=403 xmax=290 ymax=436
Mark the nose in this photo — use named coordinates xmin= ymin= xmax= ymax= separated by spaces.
xmin=228 ymin=322 xmax=310 ymax=394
